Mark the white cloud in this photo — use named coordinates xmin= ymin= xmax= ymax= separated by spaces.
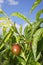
xmin=0 ymin=0 xmax=4 ymax=3
xmin=0 ymin=0 xmax=4 ymax=8
xmin=9 ymin=0 xmax=19 ymax=5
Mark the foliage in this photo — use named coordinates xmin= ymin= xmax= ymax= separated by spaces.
xmin=0 ymin=0 xmax=43 ymax=65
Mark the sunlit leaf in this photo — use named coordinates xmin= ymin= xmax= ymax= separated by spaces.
xmin=0 ymin=17 xmax=7 ymax=20
xmin=0 ymin=29 xmax=13 ymax=50
xmin=12 ymin=23 xmax=18 ymax=33
xmin=0 ymin=9 xmax=4 ymax=14
xmin=0 ymin=22 xmax=11 ymax=27
xmin=19 ymin=24 xmax=22 ymax=35
xmin=3 ymin=27 xmax=7 ymax=37
xmin=0 ymin=17 xmax=12 ymax=28
xmin=36 ymin=52 xmax=41 ymax=61
xmin=24 ymin=25 xmax=31 ymax=41
xmin=36 ymin=62 xmax=41 ymax=65
xmin=17 ymin=56 xmax=26 ymax=65
xmin=32 ymin=28 xmax=43 ymax=61
xmin=11 ymin=12 xmax=31 ymax=26
xmin=30 ymin=0 xmax=42 ymax=13
xmin=30 ymin=19 xmax=43 ymax=41
xmin=36 ymin=9 xmax=43 ymax=20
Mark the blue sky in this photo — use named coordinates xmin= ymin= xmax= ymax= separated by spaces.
xmin=0 ymin=0 xmax=43 ymax=25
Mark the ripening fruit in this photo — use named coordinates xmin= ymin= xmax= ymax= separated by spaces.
xmin=12 ymin=44 xmax=21 ymax=55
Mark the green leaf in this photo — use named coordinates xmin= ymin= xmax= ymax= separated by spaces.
xmin=36 ymin=52 xmax=41 ymax=61
xmin=0 ymin=23 xmax=18 ymax=50
xmin=17 ymin=56 xmax=26 ymax=65
xmin=3 ymin=27 xmax=7 ymax=37
xmin=11 ymin=35 xmax=16 ymax=43
xmin=0 ymin=17 xmax=18 ymax=33
xmin=15 ymin=35 xmax=20 ymax=43
xmin=0 ymin=22 xmax=11 ymax=27
xmin=19 ymin=24 xmax=22 ymax=35
xmin=11 ymin=12 xmax=31 ymax=26
xmin=24 ymin=25 xmax=31 ymax=41
xmin=0 ymin=17 xmax=7 ymax=20
xmin=30 ymin=19 xmax=43 ymax=41
xmin=36 ymin=62 xmax=41 ymax=65
xmin=0 ymin=9 xmax=4 ymax=14
xmin=37 ymin=37 xmax=43 ymax=51
xmin=36 ymin=9 xmax=43 ymax=20
xmin=0 ymin=9 xmax=10 ymax=18
xmin=12 ymin=23 xmax=18 ymax=33
xmin=26 ymin=50 xmax=34 ymax=65
xmin=0 ymin=9 xmax=9 ymax=18
xmin=0 ymin=17 xmax=12 ymax=28
xmin=30 ymin=0 xmax=42 ymax=13
xmin=32 ymin=28 xmax=43 ymax=61
xmin=0 ymin=29 xmax=13 ymax=50
xmin=0 ymin=48 xmax=7 ymax=55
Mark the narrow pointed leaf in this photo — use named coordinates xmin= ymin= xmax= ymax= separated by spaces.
xmin=19 ymin=24 xmax=22 ymax=35
xmin=30 ymin=0 xmax=42 ymax=13
xmin=32 ymin=28 xmax=43 ymax=61
xmin=0 ymin=9 xmax=4 ymax=14
xmin=11 ymin=12 xmax=31 ymax=26
xmin=30 ymin=19 xmax=43 ymax=41
xmin=0 ymin=17 xmax=7 ymax=20
xmin=3 ymin=27 xmax=7 ymax=37
xmin=0 ymin=29 xmax=13 ymax=50
xmin=17 ymin=56 xmax=26 ymax=65
xmin=36 ymin=9 xmax=43 ymax=20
